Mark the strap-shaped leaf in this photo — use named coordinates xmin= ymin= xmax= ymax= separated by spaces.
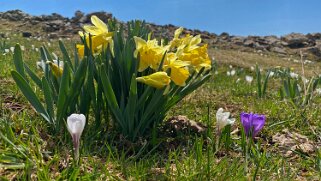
xmin=24 ymin=64 xmax=42 ymax=89
xmin=59 ymin=40 xmax=74 ymax=72
xmin=13 ymin=44 xmax=26 ymax=79
xmin=125 ymin=74 xmax=138 ymax=134
xmin=11 ymin=71 xmax=50 ymax=123
xmin=42 ymin=77 xmax=54 ymax=123
xmin=100 ymin=65 xmax=124 ymax=129
xmin=56 ymin=63 xmax=70 ymax=125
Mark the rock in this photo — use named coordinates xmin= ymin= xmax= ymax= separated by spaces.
xmin=48 ymin=33 xmax=59 ymax=39
xmin=271 ymin=47 xmax=287 ymax=54
xmin=22 ymin=32 xmax=32 ymax=38
xmin=230 ymin=36 xmax=245 ymax=46
xmin=305 ymin=46 xmax=321 ymax=57
xmin=281 ymin=33 xmax=310 ymax=48
xmin=163 ymin=115 xmax=207 ymax=135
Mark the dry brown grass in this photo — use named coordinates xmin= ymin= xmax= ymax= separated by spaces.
xmin=209 ymin=48 xmax=321 ymax=77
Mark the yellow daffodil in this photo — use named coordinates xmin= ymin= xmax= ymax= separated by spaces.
xmin=46 ymin=61 xmax=63 ymax=77
xmin=80 ymin=15 xmax=114 ymax=57
xmin=163 ymin=53 xmax=190 ymax=86
xmin=136 ymin=71 xmax=171 ymax=89
xmin=134 ymin=36 xmax=167 ymax=72
xmin=178 ymin=44 xmax=211 ymax=71
xmin=77 ymin=33 xmax=112 ymax=59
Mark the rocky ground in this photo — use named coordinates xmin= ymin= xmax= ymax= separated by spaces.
xmin=1 ymin=9 xmax=321 ymax=62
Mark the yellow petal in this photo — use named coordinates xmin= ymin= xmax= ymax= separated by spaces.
xmin=83 ymin=25 xmax=102 ymax=35
xmin=174 ymin=27 xmax=183 ymax=38
xmin=91 ymin=15 xmax=108 ymax=33
xmin=170 ymin=67 xmax=189 ymax=86
xmin=47 ymin=61 xmax=63 ymax=77
xmin=136 ymin=72 xmax=171 ymax=89
xmin=76 ymin=44 xmax=84 ymax=59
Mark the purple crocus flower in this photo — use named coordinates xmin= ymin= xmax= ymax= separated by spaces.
xmin=240 ymin=112 xmax=266 ymax=137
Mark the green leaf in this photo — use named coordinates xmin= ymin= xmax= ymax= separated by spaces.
xmin=24 ymin=64 xmax=42 ymax=89
xmin=13 ymin=44 xmax=26 ymax=79
xmin=56 ymin=63 xmax=71 ymax=126
xmin=11 ymin=71 xmax=50 ymax=123
xmin=42 ymin=77 xmax=55 ymax=123
xmin=59 ymin=40 xmax=74 ymax=72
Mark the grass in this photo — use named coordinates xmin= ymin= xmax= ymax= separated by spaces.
xmin=1 ymin=33 xmax=321 ymax=180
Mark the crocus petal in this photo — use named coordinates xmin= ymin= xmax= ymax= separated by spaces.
xmin=240 ymin=112 xmax=252 ymax=136
xmin=252 ymin=114 xmax=266 ymax=137
xmin=67 ymin=114 xmax=86 ymax=135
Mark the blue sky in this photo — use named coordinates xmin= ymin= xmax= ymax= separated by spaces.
xmin=0 ymin=0 xmax=320 ymax=36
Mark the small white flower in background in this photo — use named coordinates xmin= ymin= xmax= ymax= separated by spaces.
xmin=315 ymin=88 xmax=321 ymax=95
xmin=269 ymin=71 xmax=275 ymax=77
xmin=302 ymin=77 xmax=309 ymax=84
xmin=4 ymin=49 xmax=9 ymax=53
xmin=216 ymin=108 xmax=235 ymax=131
xmin=229 ymin=65 xmax=233 ymax=69
xmin=212 ymin=56 xmax=215 ymax=61
xmin=10 ymin=47 xmax=14 ymax=53
xmin=47 ymin=42 xmax=51 ymax=47
xmin=67 ymin=113 xmax=86 ymax=164
xmin=31 ymin=45 xmax=35 ymax=50
xmin=297 ymin=84 xmax=302 ymax=92
xmin=67 ymin=38 xmax=71 ymax=41
xmin=36 ymin=60 xmax=63 ymax=71
xmin=227 ymin=71 xmax=231 ymax=76
xmin=37 ymin=37 xmax=42 ymax=41
xmin=260 ymin=68 xmax=263 ymax=72
xmin=53 ymin=60 xmax=64 ymax=68
xmin=245 ymin=75 xmax=253 ymax=84
xmin=59 ymin=38 xmax=63 ymax=41
xmin=236 ymin=78 xmax=241 ymax=83
xmin=290 ymin=72 xmax=299 ymax=79
xmin=20 ymin=46 xmax=25 ymax=51
xmin=36 ymin=61 xmax=46 ymax=70
xmin=250 ymin=66 xmax=255 ymax=71
xmin=35 ymin=48 xmax=39 ymax=52
xmin=6 ymin=37 xmax=10 ymax=40
xmin=230 ymin=69 xmax=236 ymax=76
xmin=214 ymin=71 xmax=218 ymax=75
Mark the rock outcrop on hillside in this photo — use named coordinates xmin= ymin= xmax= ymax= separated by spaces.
xmin=1 ymin=9 xmax=321 ymax=61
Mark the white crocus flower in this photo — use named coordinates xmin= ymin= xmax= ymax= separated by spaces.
xmin=245 ymin=75 xmax=253 ymax=84
xmin=250 ymin=66 xmax=255 ymax=71
xmin=216 ymin=108 xmax=235 ymax=131
xmin=315 ymin=88 xmax=321 ymax=95
xmin=236 ymin=78 xmax=241 ymax=83
xmin=230 ymin=69 xmax=236 ymax=76
xmin=4 ymin=49 xmax=9 ymax=53
xmin=67 ymin=113 xmax=86 ymax=164
xmin=269 ymin=71 xmax=275 ymax=77
xmin=10 ymin=47 xmax=14 ymax=53
xmin=290 ymin=72 xmax=299 ymax=79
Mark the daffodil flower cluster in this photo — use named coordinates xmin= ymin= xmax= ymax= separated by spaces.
xmin=134 ymin=27 xmax=212 ymax=89
xmin=77 ymin=15 xmax=114 ymax=59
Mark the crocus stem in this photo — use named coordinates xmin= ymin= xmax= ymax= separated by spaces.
xmin=215 ymin=128 xmax=221 ymax=153
xmin=245 ymin=138 xmax=249 ymax=175
xmin=72 ymin=135 xmax=80 ymax=165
